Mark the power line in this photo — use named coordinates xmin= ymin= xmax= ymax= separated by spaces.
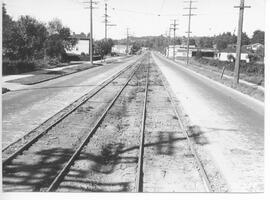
xmin=233 ymin=0 xmax=250 ymax=84
xmin=183 ymin=0 xmax=197 ymax=64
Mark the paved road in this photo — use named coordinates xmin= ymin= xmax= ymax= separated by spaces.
xmin=152 ymin=52 xmax=264 ymax=192
xmin=2 ymin=56 xmax=140 ymax=149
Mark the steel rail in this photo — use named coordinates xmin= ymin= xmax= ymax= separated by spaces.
xmin=47 ymin=57 xmax=145 ymax=192
xmin=156 ymin=62 xmax=213 ymax=192
xmin=2 ymin=56 xmax=143 ymax=166
xmin=135 ymin=55 xmax=149 ymax=192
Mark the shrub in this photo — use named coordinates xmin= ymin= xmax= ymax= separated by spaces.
xmin=208 ymin=59 xmax=220 ymax=67
xmin=2 ymin=60 xmax=37 ymax=75
xmin=2 ymin=87 xmax=10 ymax=94
xmin=227 ymin=54 xmax=235 ymax=62
xmin=195 ymin=51 xmax=203 ymax=59
xmin=194 ymin=57 xmax=264 ymax=77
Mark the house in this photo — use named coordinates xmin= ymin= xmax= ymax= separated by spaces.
xmin=166 ymin=45 xmax=196 ymax=58
xmin=245 ymin=43 xmax=264 ymax=51
xmin=111 ymin=45 xmax=131 ymax=55
xmin=216 ymin=46 xmax=250 ymax=63
xmin=166 ymin=45 xmax=215 ymax=58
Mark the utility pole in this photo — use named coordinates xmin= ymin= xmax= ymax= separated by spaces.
xmin=233 ymin=0 xmax=250 ymax=84
xmin=168 ymin=26 xmax=172 ymax=57
xmin=183 ymin=0 xmax=197 ymax=64
xmin=103 ymin=3 xmax=116 ymax=41
xmin=170 ymin=20 xmax=178 ymax=61
xmin=89 ymin=0 xmax=93 ymax=64
xmin=165 ymin=30 xmax=169 ymax=57
xmin=126 ymin=28 xmax=129 ymax=55
xmin=84 ymin=0 xmax=98 ymax=64
xmin=105 ymin=3 xmax=108 ymax=41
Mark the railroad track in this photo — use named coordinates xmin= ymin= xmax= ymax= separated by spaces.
xmin=2 ymin=54 xmax=144 ymax=163
xmin=3 ymin=53 xmax=214 ymax=192
xmin=134 ymin=55 xmax=213 ymax=192
xmin=2 ymin=54 xmax=147 ymax=191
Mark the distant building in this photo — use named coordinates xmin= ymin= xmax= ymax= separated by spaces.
xmin=166 ymin=45 xmax=215 ymax=58
xmin=216 ymin=46 xmax=250 ymax=63
xmin=166 ymin=45 xmax=196 ymax=58
xmin=66 ymin=38 xmax=89 ymax=55
xmin=112 ymin=45 xmax=131 ymax=55
xmin=245 ymin=43 xmax=264 ymax=51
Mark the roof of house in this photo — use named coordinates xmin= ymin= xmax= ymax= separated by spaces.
xmin=220 ymin=46 xmax=250 ymax=54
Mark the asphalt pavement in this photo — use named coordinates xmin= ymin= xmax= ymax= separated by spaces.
xmin=152 ymin=52 xmax=264 ymax=192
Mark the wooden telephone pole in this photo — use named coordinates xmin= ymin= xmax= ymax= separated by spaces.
xmin=233 ymin=0 xmax=250 ymax=84
xmin=170 ymin=20 xmax=178 ymax=61
xmin=183 ymin=0 xmax=197 ymax=64
xmin=84 ymin=0 xmax=98 ymax=64
xmin=103 ymin=3 xmax=116 ymax=41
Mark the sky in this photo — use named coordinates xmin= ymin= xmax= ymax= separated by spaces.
xmin=4 ymin=0 xmax=266 ymax=40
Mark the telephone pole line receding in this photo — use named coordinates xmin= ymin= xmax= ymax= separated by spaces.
xmin=84 ymin=0 xmax=98 ymax=64
xmin=233 ymin=0 xmax=250 ymax=84
xmin=183 ymin=0 xmax=197 ymax=64
xmin=170 ymin=20 xmax=178 ymax=61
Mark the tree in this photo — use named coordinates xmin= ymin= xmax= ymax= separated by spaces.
xmin=106 ymin=38 xmax=114 ymax=54
xmin=196 ymin=37 xmax=213 ymax=48
xmin=213 ymin=32 xmax=237 ymax=50
xmin=2 ymin=3 xmax=16 ymax=59
xmin=241 ymin=32 xmax=250 ymax=45
xmin=131 ymin=42 xmax=141 ymax=54
xmin=256 ymin=46 xmax=264 ymax=59
xmin=189 ymin=38 xmax=196 ymax=46
xmin=227 ymin=54 xmax=235 ymax=62
xmin=94 ymin=39 xmax=114 ymax=58
xmin=175 ymin=37 xmax=182 ymax=45
xmin=79 ymin=32 xmax=86 ymax=38
xmin=215 ymin=40 xmax=228 ymax=50
xmin=7 ymin=15 xmax=48 ymax=60
xmin=47 ymin=18 xmax=63 ymax=35
xmin=251 ymin=30 xmax=264 ymax=44
xmin=45 ymin=19 xmax=77 ymax=60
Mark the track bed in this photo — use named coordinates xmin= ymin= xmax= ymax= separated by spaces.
xmin=3 ymin=53 xmax=217 ymax=192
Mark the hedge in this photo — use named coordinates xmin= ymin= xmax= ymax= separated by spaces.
xmin=2 ymin=60 xmax=37 ymax=75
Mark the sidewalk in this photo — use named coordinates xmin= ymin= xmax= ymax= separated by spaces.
xmin=2 ymin=56 xmax=126 ymax=91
